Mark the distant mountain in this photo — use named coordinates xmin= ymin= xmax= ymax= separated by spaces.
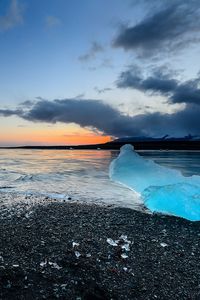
xmin=113 ymin=135 xmax=200 ymax=143
xmin=1 ymin=135 xmax=200 ymax=150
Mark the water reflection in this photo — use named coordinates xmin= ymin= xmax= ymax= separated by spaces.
xmin=0 ymin=149 xmax=199 ymax=209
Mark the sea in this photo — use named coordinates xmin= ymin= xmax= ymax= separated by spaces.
xmin=0 ymin=149 xmax=200 ymax=210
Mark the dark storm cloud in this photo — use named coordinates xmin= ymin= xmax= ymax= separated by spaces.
xmin=0 ymin=108 xmax=23 ymax=117
xmin=19 ymin=100 xmax=36 ymax=108
xmin=117 ymin=69 xmax=177 ymax=94
xmin=79 ymin=42 xmax=104 ymax=62
xmin=117 ymin=67 xmax=200 ymax=105
xmin=128 ymin=104 xmax=200 ymax=136
xmin=0 ymin=98 xmax=200 ymax=137
xmin=22 ymin=99 xmax=139 ymax=137
xmin=114 ymin=1 xmax=200 ymax=56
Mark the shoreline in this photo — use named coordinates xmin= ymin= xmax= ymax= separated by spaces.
xmin=1 ymin=140 xmax=200 ymax=150
xmin=0 ymin=198 xmax=200 ymax=299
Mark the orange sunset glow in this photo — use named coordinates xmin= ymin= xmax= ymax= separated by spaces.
xmin=0 ymin=134 xmax=111 ymax=146
xmin=0 ymin=123 xmax=112 ymax=146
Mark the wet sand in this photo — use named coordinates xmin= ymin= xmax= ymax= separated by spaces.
xmin=0 ymin=195 xmax=200 ymax=299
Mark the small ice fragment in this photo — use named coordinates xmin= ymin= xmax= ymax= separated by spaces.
xmin=121 ymin=253 xmax=128 ymax=259
xmin=40 ymin=260 xmax=47 ymax=267
xmin=61 ymin=284 xmax=67 ymax=289
xmin=75 ymin=251 xmax=81 ymax=258
xmin=120 ymin=235 xmax=131 ymax=244
xmin=123 ymin=267 xmax=128 ymax=272
xmin=49 ymin=262 xmax=62 ymax=270
xmin=13 ymin=264 xmax=19 ymax=268
xmin=120 ymin=235 xmax=128 ymax=241
xmin=122 ymin=243 xmax=130 ymax=251
xmin=25 ymin=211 xmax=33 ymax=218
xmin=160 ymin=242 xmax=168 ymax=247
xmin=107 ymin=238 xmax=119 ymax=246
xmin=0 ymin=256 xmax=4 ymax=263
xmin=86 ymin=253 xmax=91 ymax=258
xmin=72 ymin=242 xmax=80 ymax=248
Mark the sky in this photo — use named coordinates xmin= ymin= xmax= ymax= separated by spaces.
xmin=0 ymin=0 xmax=200 ymax=146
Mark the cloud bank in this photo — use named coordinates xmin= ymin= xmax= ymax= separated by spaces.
xmin=114 ymin=1 xmax=200 ymax=57
xmin=117 ymin=67 xmax=200 ymax=106
xmin=0 ymin=98 xmax=200 ymax=138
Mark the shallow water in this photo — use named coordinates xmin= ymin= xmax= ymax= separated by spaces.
xmin=0 ymin=149 xmax=199 ymax=210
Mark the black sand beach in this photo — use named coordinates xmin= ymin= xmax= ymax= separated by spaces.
xmin=0 ymin=197 xmax=200 ymax=300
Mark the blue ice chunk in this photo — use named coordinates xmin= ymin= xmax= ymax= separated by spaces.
xmin=109 ymin=144 xmax=200 ymax=221
xmin=143 ymin=183 xmax=200 ymax=221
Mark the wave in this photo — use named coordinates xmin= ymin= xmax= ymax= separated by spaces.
xmin=0 ymin=186 xmax=15 ymax=189
xmin=16 ymin=175 xmax=34 ymax=182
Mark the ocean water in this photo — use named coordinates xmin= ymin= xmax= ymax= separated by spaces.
xmin=0 ymin=149 xmax=199 ymax=210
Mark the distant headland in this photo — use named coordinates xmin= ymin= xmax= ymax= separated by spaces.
xmin=1 ymin=135 xmax=200 ymax=150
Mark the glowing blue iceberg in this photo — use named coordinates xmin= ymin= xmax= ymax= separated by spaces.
xmin=109 ymin=144 xmax=200 ymax=221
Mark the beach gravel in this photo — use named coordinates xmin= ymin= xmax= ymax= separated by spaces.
xmin=0 ymin=198 xmax=200 ymax=299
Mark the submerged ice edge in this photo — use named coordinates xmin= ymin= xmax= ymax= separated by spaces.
xmin=109 ymin=144 xmax=200 ymax=221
